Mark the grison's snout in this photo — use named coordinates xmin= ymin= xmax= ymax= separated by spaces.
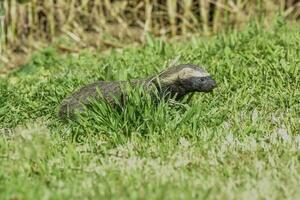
xmin=200 ymin=76 xmax=217 ymax=92
xmin=189 ymin=76 xmax=217 ymax=93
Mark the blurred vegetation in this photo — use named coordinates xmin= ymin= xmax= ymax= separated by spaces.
xmin=0 ymin=0 xmax=300 ymax=54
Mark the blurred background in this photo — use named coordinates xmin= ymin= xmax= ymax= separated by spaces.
xmin=0 ymin=0 xmax=300 ymax=71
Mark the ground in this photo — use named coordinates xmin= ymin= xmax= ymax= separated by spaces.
xmin=0 ymin=21 xmax=300 ymax=200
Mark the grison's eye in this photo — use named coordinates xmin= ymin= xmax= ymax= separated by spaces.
xmin=200 ymin=76 xmax=211 ymax=82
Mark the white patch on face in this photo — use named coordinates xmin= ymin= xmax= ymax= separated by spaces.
xmin=160 ymin=67 xmax=210 ymax=84
xmin=178 ymin=68 xmax=210 ymax=80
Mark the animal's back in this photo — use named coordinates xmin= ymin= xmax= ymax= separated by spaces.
xmin=59 ymin=80 xmax=125 ymax=119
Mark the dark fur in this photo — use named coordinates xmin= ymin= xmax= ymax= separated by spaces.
xmin=59 ymin=64 xmax=216 ymax=119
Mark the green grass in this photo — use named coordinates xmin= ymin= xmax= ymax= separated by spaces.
xmin=1 ymin=20 xmax=300 ymax=200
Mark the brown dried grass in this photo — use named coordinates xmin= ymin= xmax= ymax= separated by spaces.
xmin=0 ymin=0 xmax=300 ymax=55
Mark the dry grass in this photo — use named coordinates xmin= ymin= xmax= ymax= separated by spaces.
xmin=0 ymin=0 xmax=300 ymax=57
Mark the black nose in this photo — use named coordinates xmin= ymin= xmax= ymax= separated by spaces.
xmin=210 ymin=78 xmax=217 ymax=88
xmin=201 ymin=76 xmax=217 ymax=92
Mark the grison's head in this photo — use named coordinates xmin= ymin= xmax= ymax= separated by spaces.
xmin=159 ymin=64 xmax=217 ymax=93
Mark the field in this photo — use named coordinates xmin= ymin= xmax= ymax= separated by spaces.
xmin=0 ymin=21 xmax=300 ymax=199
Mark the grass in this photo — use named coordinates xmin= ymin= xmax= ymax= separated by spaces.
xmin=0 ymin=20 xmax=300 ymax=199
